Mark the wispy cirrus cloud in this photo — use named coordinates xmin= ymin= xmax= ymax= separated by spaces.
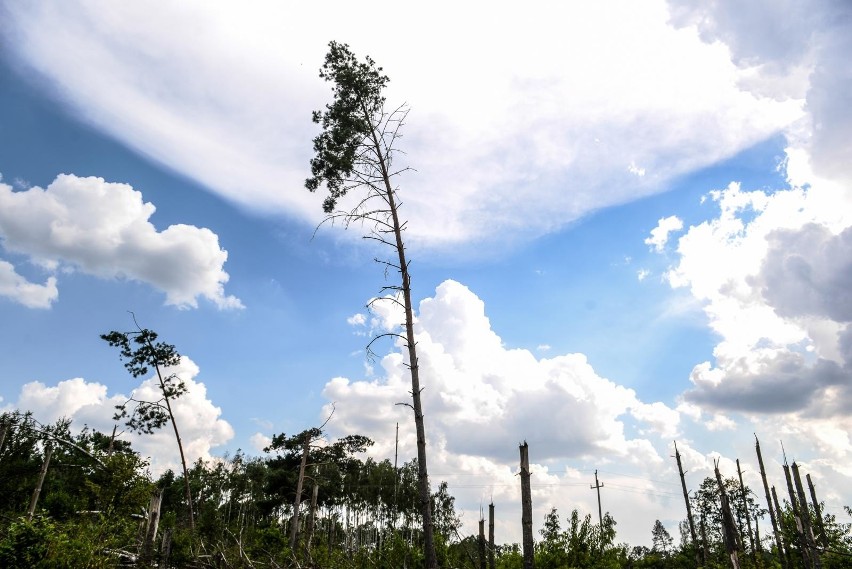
xmin=1 ymin=1 xmax=802 ymax=251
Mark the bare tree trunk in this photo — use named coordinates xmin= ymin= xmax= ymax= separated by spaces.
xmin=792 ymin=463 xmax=821 ymax=569
xmin=772 ymin=486 xmax=792 ymax=569
xmin=784 ymin=463 xmax=812 ymax=569
xmin=489 ymin=502 xmax=496 ymax=569
xmin=290 ymin=435 xmax=311 ymax=551
xmin=141 ymin=489 xmax=164 ymax=566
xmin=520 ymin=442 xmax=535 ymax=569
xmin=756 ymin=437 xmax=787 ymax=569
xmin=736 ymin=459 xmax=756 ymax=559
xmin=715 ymin=461 xmax=741 ymax=569
xmin=700 ymin=511 xmax=709 ymax=566
xmin=27 ymin=444 xmax=53 ymax=520
xmin=674 ymin=442 xmax=701 ymax=567
xmin=375 ymin=134 xmax=437 ymax=569
xmin=306 ymin=468 xmax=319 ymax=555
xmin=151 ymin=357 xmax=195 ymax=531
xmin=806 ymin=474 xmax=828 ymax=548
xmin=0 ymin=420 xmax=8 ymax=457
xmin=479 ymin=518 xmax=486 ymax=569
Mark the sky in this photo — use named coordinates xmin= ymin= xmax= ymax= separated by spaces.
xmin=1 ymin=0 xmax=851 ymax=549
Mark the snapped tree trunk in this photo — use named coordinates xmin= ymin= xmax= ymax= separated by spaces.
xmin=756 ymin=437 xmax=787 ymax=569
xmin=736 ymin=459 xmax=756 ymax=559
xmin=489 ymin=502 xmax=496 ymax=569
xmin=140 ymin=489 xmax=164 ymax=566
xmin=806 ymin=474 xmax=828 ymax=548
xmin=784 ymin=463 xmax=811 ymax=569
xmin=793 ymin=463 xmax=822 ymax=569
xmin=714 ymin=462 xmax=741 ymax=569
xmin=27 ymin=443 xmax=53 ymax=520
xmin=479 ymin=518 xmax=486 ymax=569
xmin=520 ymin=442 xmax=535 ymax=569
xmin=674 ymin=442 xmax=701 ymax=568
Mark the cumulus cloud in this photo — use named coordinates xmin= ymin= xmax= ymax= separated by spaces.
xmin=320 ymin=280 xmax=685 ymax=544
xmin=1 ymin=1 xmax=801 ymax=249
xmin=0 ymin=174 xmax=242 ymax=309
xmin=668 ymin=0 xmax=852 ymax=184
xmin=758 ymin=223 xmax=852 ymax=322
xmin=645 ymin=215 xmax=684 ymax=252
xmin=0 ymin=259 xmax=58 ymax=308
xmin=2 ymin=356 xmax=234 ymax=474
xmin=655 ymin=151 xmax=852 ymax=448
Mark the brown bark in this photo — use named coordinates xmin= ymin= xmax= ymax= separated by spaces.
xmin=366 ymin=108 xmax=437 ymax=569
xmin=520 ymin=442 xmax=535 ymax=569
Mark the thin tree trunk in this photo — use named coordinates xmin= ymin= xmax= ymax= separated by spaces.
xmin=806 ymin=474 xmax=828 ymax=548
xmin=151 ymin=357 xmax=195 ymax=531
xmin=27 ymin=444 xmax=53 ymax=520
xmin=367 ymin=111 xmax=437 ymax=569
xmin=520 ymin=442 xmax=535 ymax=569
xmin=756 ymin=437 xmax=787 ymax=569
xmin=784 ymin=463 xmax=811 ymax=569
xmin=0 ymin=421 xmax=8 ymax=457
xmin=736 ymin=459 xmax=756 ymax=559
xmin=489 ymin=502 xmax=496 ymax=569
xmin=479 ymin=518 xmax=486 ymax=569
xmin=674 ymin=442 xmax=701 ymax=567
xmin=306 ymin=468 xmax=319 ymax=555
xmin=290 ymin=434 xmax=311 ymax=551
xmin=772 ymin=486 xmax=792 ymax=569
xmin=793 ymin=463 xmax=821 ymax=569
xmin=715 ymin=462 xmax=741 ymax=569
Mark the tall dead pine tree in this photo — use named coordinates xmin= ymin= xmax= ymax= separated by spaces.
xmin=305 ymin=41 xmax=437 ymax=568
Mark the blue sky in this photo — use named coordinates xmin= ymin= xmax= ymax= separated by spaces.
xmin=1 ymin=0 xmax=850 ymax=547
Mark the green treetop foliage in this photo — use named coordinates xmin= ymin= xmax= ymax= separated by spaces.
xmin=305 ymin=40 xmax=390 ymax=213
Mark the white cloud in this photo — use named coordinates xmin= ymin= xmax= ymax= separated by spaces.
xmin=705 ymin=413 xmax=737 ymax=432
xmin=321 ymin=280 xmax=684 ymax=545
xmin=645 ymin=215 xmax=684 ymax=252
xmin=0 ymin=174 xmax=242 ymax=309
xmin=346 ymin=313 xmax=366 ymax=326
xmin=1 ymin=1 xmax=802 ymax=249
xmin=637 ymin=268 xmax=651 ymax=281
xmin=250 ymin=432 xmax=272 ymax=454
xmin=2 ymin=356 xmax=234 ymax=474
xmin=0 ymin=259 xmax=58 ymax=308
xmin=668 ymin=0 xmax=852 ymax=185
